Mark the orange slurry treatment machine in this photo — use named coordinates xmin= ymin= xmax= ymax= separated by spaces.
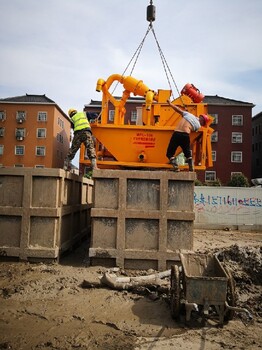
xmin=79 ymin=74 xmax=214 ymax=170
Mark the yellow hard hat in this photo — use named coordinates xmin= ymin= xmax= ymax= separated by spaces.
xmin=68 ymin=108 xmax=77 ymax=117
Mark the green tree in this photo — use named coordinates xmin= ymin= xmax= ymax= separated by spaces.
xmin=227 ymin=173 xmax=249 ymax=187
xmin=205 ymin=178 xmax=222 ymax=187
xmin=194 ymin=179 xmax=203 ymax=186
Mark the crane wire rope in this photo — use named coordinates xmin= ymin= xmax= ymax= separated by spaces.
xmin=150 ymin=24 xmax=186 ymax=107
xmin=97 ymin=24 xmax=152 ymax=121
xmin=98 ymin=2 xmax=186 ymax=121
xmin=111 ymin=22 xmax=186 ymax=108
xmin=111 ymin=23 xmax=152 ymax=95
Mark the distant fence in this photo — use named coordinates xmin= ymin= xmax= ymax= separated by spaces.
xmin=194 ymin=186 xmax=262 ymax=231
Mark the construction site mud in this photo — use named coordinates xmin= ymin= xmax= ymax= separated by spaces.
xmin=0 ymin=229 xmax=261 ymax=350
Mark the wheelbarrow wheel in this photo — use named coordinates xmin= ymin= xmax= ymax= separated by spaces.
xmin=223 ymin=265 xmax=236 ymax=321
xmin=170 ymin=264 xmax=181 ymax=319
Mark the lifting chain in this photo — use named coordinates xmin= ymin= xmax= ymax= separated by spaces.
xmin=112 ymin=1 xmax=186 ymax=108
xmin=111 ymin=24 xmax=151 ymax=95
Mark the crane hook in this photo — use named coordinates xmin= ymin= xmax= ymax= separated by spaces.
xmin=147 ymin=0 xmax=156 ymax=23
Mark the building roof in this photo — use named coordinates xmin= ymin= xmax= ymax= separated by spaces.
xmin=252 ymin=111 xmax=262 ymax=121
xmin=0 ymin=94 xmax=69 ymax=120
xmin=0 ymin=94 xmax=55 ymax=104
xmin=85 ymin=95 xmax=254 ymax=108
xmin=85 ymin=97 xmax=145 ymax=108
xmin=203 ymin=95 xmax=254 ymax=107
xmin=85 ymin=100 xmax=103 ymax=108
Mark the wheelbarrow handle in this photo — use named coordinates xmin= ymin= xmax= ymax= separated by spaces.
xmin=225 ymin=301 xmax=253 ymax=321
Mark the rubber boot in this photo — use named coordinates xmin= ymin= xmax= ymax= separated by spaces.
xmin=91 ymin=158 xmax=98 ymax=170
xmin=169 ymin=157 xmax=179 ymax=172
xmin=187 ymin=157 xmax=194 ymax=172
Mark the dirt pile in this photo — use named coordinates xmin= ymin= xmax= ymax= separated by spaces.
xmin=217 ymin=245 xmax=262 ymax=284
xmin=0 ymin=230 xmax=261 ymax=350
xmin=216 ymin=245 xmax=262 ymax=319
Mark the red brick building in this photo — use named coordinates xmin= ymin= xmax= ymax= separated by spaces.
xmin=85 ymin=95 xmax=254 ymax=185
xmin=201 ymin=96 xmax=254 ymax=185
xmin=0 ymin=94 xmax=71 ymax=169
xmin=252 ymin=111 xmax=262 ymax=179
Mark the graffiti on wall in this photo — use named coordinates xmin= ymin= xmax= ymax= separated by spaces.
xmin=194 ymin=191 xmax=262 ymax=216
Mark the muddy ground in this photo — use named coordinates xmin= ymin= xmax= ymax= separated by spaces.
xmin=0 ymin=229 xmax=261 ymax=350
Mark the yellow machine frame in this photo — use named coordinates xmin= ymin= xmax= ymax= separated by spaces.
xmin=80 ymin=74 xmax=214 ymax=170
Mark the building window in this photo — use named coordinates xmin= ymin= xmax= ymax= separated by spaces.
xmin=231 ymin=151 xmax=242 ymax=163
xmin=212 ymin=151 xmax=216 ymax=162
xmin=56 ymin=150 xmax=63 ymax=159
xmin=0 ymin=111 xmax=6 ymax=121
xmin=16 ymin=111 xmax=26 ymax=123
xmin=58 ymin=117 xmax=64 ymax=129
xmin=211 ymin=131 xmax=218 ymax=142
xmin=232 ymin=132 xmax=242 ymax=143
xmin=37 ymin=128 xmax=46 ymax=138
xmin=36 ymin=146 xmax=46 ymax=156
xmin=232 ymin=115 xmax=243 ymax=126
xmin=0 ymin=127 xmax=5 ymax=137
xmin=0 ymin=145 xmax=4 ymax=155
xmin=205 ymin=171 xmax=216 ymax=181
xmin=210 ymin=113 xmax=218 ymax=125
xmin=35 ymin=165 xmax=45 ymax=168
xmin=16 ymin=128 xmax=26 ymax=140
xmin=14 ymin=164 xmax=24 ymax=167
xmin=109 ymin=110 xmax=115 ymax=122
xmin=130 ymin=110 xmax=137 ymax=122
xmin=15 ymin=145 xmax=25 ymax=155
xmin=56 ymin=133 xmax=63 ymax=143
xmin=37 ymin=112 xmax=47 ymax=122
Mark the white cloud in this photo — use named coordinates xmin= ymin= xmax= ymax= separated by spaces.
xmin=0 ymin=0 xmax=261 ymax=117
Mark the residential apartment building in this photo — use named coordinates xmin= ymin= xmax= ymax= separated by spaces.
xmin=0 ymin=94 xmax=71 ymax=169
xmin=252 ymin=111 xmax=262 ymax=179
xmin=84 ymin=97 xmax=145 ymax=125
xmin=84 ymin=95 xmax=254 ymax=185
xmin=200 ymin=96 xmax=253 ymax=185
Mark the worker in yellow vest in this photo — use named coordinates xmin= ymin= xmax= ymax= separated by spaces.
xmin=64 ymin=108 xmax=98 ymax=171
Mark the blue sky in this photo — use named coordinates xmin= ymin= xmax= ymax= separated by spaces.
xmin=1 ymin=0 xmax=262 ymax=140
